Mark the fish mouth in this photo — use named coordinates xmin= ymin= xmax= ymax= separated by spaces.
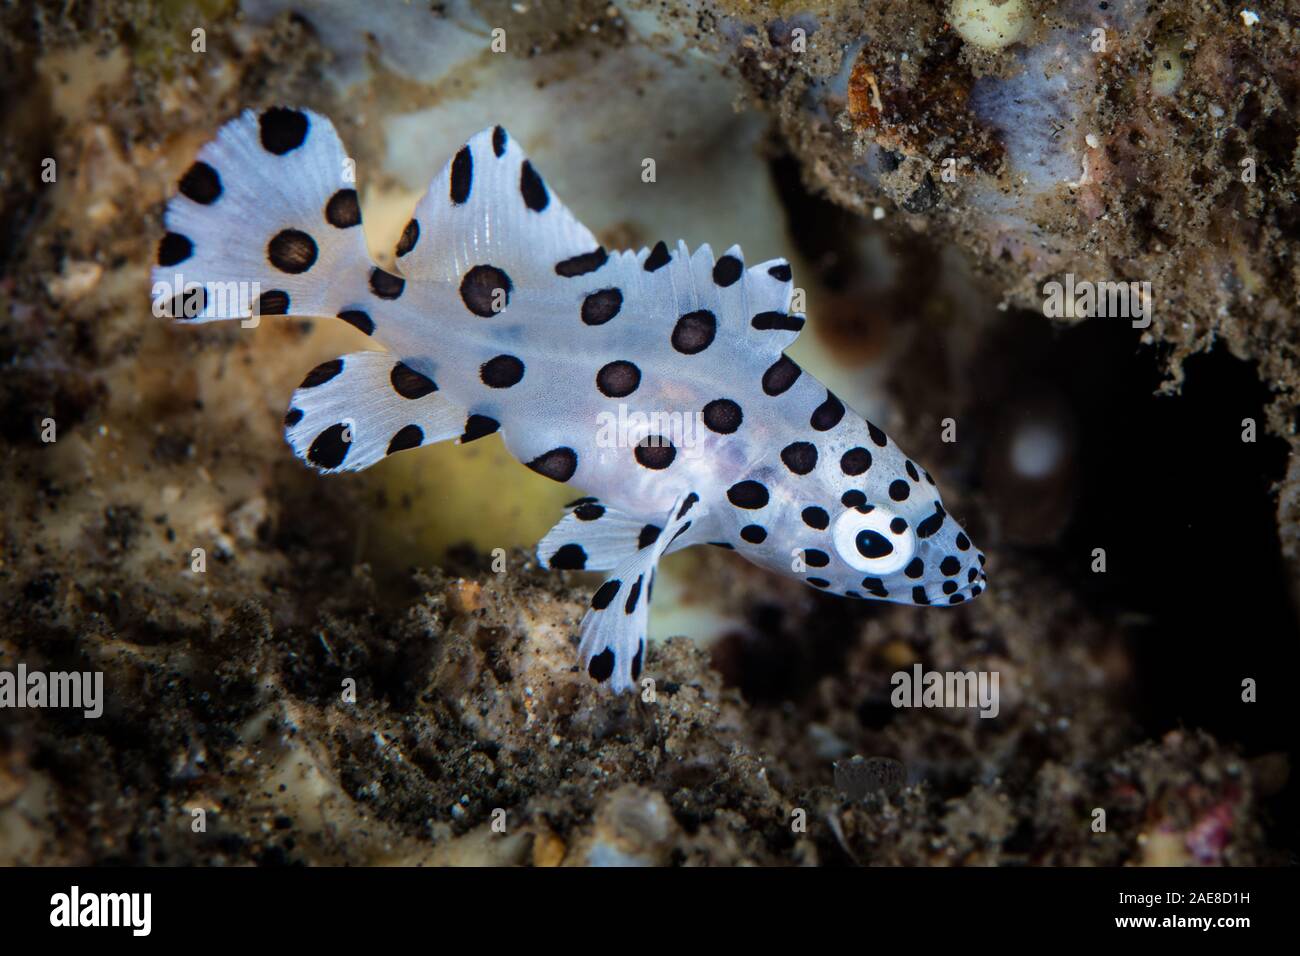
xmin=956 ymin=561 xmax=990 ymax=604
xmin=931 ymin=558 xmax=988 ymax=606
xmin=944 ymin=575 xmax=987 ymax=605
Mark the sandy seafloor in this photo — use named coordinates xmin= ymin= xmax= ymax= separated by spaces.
xmin=2 ymin=0 xmax=1298 ymax=865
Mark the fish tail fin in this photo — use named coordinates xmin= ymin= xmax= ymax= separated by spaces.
xmin=150 ymin=107 xmax=386 ymax=327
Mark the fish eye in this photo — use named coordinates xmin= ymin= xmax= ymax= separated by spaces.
xmin=832 ymin=504 xmax=915 ymax=575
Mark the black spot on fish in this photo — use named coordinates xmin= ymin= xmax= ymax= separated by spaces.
xmin=752 ymin=311 xmax=805 ymax=332
xmin=862 ymin=577 xmax=888 ymax=597
xmin=258 ymin=290 xmax=290 ymax=316
xmin=596 ymin=360 xmax=640 ymax=397
xmin=259 ymin=107 xmax=308 ymax=155
xmin=300 ymin=359 xmax=343 ymax=388
xmin=727 ymin=480 xmax=769 ymax=509
xmin=713 ymin=255 xmax=743 ymax=287
xmin=557 ymin=248 xmax=608 ymax=277
xmin=520 ymin=160 xmax=549 ymax=211
xmin=460 ymin=414 xmax=499 ymax=443
xmin=916 ymin=503 xmax=946 ymax=538
xmin=802 ymin=506 xmax=829 ymax=530
xmin=527 ymin=447 xmax=577 ymax=483
xmin=268 ymin=229 xmax=318 ymax=274
xmin=702 ymin=399 xmax=742 ymax=434
xmin=158 ymin=232 xmax=192 ymax=266
xmin=391 ymin=362 xmax=437 ymax=399
xmin=179 ymin=162 xmax=221 ymax=204
xmin=480 ymin=354 xmax=524 ymax=388
xmin=307 ymin=422 xmax=350 ymax=469
xmin=450 ymin=146 xmax=473 ymax=204
xmin=624 ymin=575 xmax=643 ymax=614
xmin=369 ymin=267 xmax=405 ymax=299
xmin=460 ymin=264 xmax=511 ymax=315
xmin=634 ymin=437 xmax=676 ymax=470
xmin=781 ymin=441 xmax=818 ymax=475
xmin=550 ymin=544 xmax=587 ymax=570
xmin=591 ymin=580 xmax=620 ymax=610
xmin=325 ymin=189 xmax=361 ymax=228
xmin=811 ymin=392 xmax=845 ymax=431
xmin=396 ymin=218 xmax=420 ymax=257
xmin=387 ymin=424 xmax=423 ymax=455
xmin=840 ymin=447 xmax=871 ymax=476
xmin=337 ymin=310 xmax=374 ymax=335
xmin=588 ymin=648 xmax=615 ymax=681
xmin=644 ymin=241 xmax=671 ymax=272
xmin=762 ymin=356 xmax=801 ymax=395
xmin=581 ymin=288 xmax=622 ymax=324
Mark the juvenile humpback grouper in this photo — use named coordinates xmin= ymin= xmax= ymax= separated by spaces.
xmin=152 ymin=108 xmax=987 ymax=692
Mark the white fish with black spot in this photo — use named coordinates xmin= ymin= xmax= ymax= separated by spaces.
xmin=152 ymin=107 xmax=988 ymax=694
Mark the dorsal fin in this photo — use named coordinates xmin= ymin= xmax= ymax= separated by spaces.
xmin=394 ymin=125 xmax=603 ymax=287
xmin=609 ymin=239 xmax=803 ymax=358
xmin=392 ymin=126 xmax=804 ymax=360
xmin=682 ymin=241 xmax=803 ymax=355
